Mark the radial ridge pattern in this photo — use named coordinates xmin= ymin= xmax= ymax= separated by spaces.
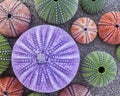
xmin=98 ymin=11 xmax=120 ymax=44
xmin=82 ymin=51 xmax=117 ymax=87
xmin=81 ymin=0 xmax=105 ymax=14
xmin=0 ymin=77 xmax=23 ymax=96
xmin=71 ymin=17 xmax=97 ymax=44
xmin=0 ymin=0 xmax=31 ymax=37
xmin=12 ymin=25 xmax=80 ymax=93
xmin=59 ymin=84 xmax=92 ymax=96
xmin=34 ymin=0 xmax=78 ymax=24
xmin=0 ymin=34 xmax=11 ymax=74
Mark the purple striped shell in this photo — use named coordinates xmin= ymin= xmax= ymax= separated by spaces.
xmin=12 ymin=25 xmax=80 ymax=93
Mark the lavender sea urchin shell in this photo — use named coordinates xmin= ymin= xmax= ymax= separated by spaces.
xmin=0 ymin=0 xmax=31 ymax=37
xmin=12 ymin=25 xmax=80 ymax=93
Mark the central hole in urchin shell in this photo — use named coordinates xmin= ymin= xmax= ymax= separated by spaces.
xmin=92 ymin=0 xmax=96 ymax=1
xmin=84 ymin=28 xmax=88 ymax=31
xmin=7 ymin=13 xmax=12 ymax=18
xmin=3 ymin=91 xmax=8 ymax=96
xmin=98 ymin=66 xmax=105 ymax=73
xmin=115 ymin=24 xmax=119 ymax=28
xmin=54 ymin=0 xmax=58 ymax=2
xmin=37 ymin=53 xmax=48 ymax=64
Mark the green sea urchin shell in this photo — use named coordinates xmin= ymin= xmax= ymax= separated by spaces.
xmin=80 ymin=0 xmax=105 ymax=14
xmin=0 ymin=34 xmax=11 ymax=74
xmin=34 ymin=0 xmax=78 ymax=24
xmin=28 ymin=93 xmax=48 ymax=96
xmin=82 ymin=51 xmax=117 ymax=87
xmin=116 ymin=45 xmax=120 ymax=61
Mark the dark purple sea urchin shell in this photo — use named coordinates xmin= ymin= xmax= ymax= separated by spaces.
xmin=12 ymin=25 xmax=80 ymax=93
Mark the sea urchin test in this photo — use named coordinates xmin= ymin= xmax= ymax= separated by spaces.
xmin=71 ymin=17 xmax=97 ymax=44
xmin=0 ymin=0 xmax=31 ymax=37
xmin=81 ymin=0 xmax=105 ymax=14
xmin=34 ymin=0 xmax=78 ymax=24
xmin=98 ymin=11 xmax=120 ymax=44
xmin=82 ymin=51 xmax=117 ymax=87
xmin=12 ymin=25 xmax=80 ymax=93
xmin=59 ymin=84 xmax=92 ymax=96
xmin=0 ymin=34 xmax=11 ymax=74
xmin=28 ymin=92 xmax=48 ymax=96
xmin=0 ymin=77 xmax=23 ymax=96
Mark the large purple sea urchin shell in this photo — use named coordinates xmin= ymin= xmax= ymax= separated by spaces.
xmin=12 ymin=25 xmax=80 ymax=93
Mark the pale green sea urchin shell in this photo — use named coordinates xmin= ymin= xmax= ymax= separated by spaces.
xmin=28 ymin=92 xmax=48 ymax=96
xmin=116 ymin=45 xmax=120 ymax=61
xmin=0 ymin=34 xmax=11 ymax=74
xmin=34 ymin=0 xmax=78 ymax=24
xmin=80 ymin=0 xmax=105 ymax=14
xmin=82 ymin=51 xmax=117 ymax=87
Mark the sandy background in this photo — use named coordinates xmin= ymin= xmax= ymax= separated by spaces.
xmin=1 ymin=0 xmax=120 ymax=96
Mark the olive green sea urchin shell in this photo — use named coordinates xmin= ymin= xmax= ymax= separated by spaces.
xmin=82 ymin=51 xmax=117 ymax=87
xmin=0 ymin=34 xmax=11 ymax=74
xmin=116 ymin=45 xmax=120 ymax=61
xmin=28 ymin=92 xmax=48 ymax=96
xmin=34 ymin=0 xmax=78 ymax=24
xmin=80 ymin=0 xmax=105 ymax=14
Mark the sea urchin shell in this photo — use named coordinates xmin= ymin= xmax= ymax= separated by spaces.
xmin=98 ymin=11 xmax=120 ymax=44
xmin=34 ymin=0 xmax=78 ymax=24
xmin=0 ymin=77 xmax=23 ymax=96
xmin=0 ymin=34 xmax=11 ymax=74
xmin=28 ymin=92 xmax=48 ymax=96
xmin=80 ymin=0 xmax=105 ymax=14
xmin=0 ymin=0 xmax=31 ymax=37
xmin=82 ymin=51 xmax=117 ymax=87
xmin=116 ymin=45 xmax=120 ymax=61
xmin=59 ymin=84 xmax=92 ymax=96
xmin=71 ymin=17 xmax=97 ymax=44
xmin=12 ymin=25 xmax=80 ymax=93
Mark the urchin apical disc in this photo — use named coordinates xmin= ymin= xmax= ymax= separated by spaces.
xmin=0 ymin=34 xmax=11 ymax=74
xmin=28 ymin=92 xmax=48 ymax=96
xmin=12 ymin=25 xmax=80 ymax=93
xmin=71 ymin=17 xmax=97 ymax=44
xmin=34 ymin=0 xmax=78 ymax=24
xmin=80 ymin=0 xmax=105 ymax=14
xmin=82 ymin=51 xmax=117 ymax=87
xmin=0 ymin=77 xmax=23 ymax=96
xmin=0 ymin=0 xmax=31 ymax=37
xmin=98 ymin=11 xmax=120 ymax=44
xmin=59 ymin=84 xmax=92 ymax=96
xmin=116 ymin=45 xmax=120 ymax=61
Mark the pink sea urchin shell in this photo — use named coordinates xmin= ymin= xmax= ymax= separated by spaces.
xmin=0 ymin=77 xmax=23 ymax=96
xmin=71 ymin=17 xmax=97 ymax=44
xmin=59 ymin=84 xmax=92 ymax=96
xmin=0 ymin=0 xmax=31 ymax=37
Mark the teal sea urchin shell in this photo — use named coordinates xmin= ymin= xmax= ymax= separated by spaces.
xmin=28 ymin=92 xmax=48 ymax=96
xmin=80 ymin=0 xmax=105 ymax=14
xmin=0 ymin=34 xmax=11 ymax=74
xmin=34 ymin=0 xmax=78 ymax=24
xmin=82 ymin=51 xmax=117 ymax=87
